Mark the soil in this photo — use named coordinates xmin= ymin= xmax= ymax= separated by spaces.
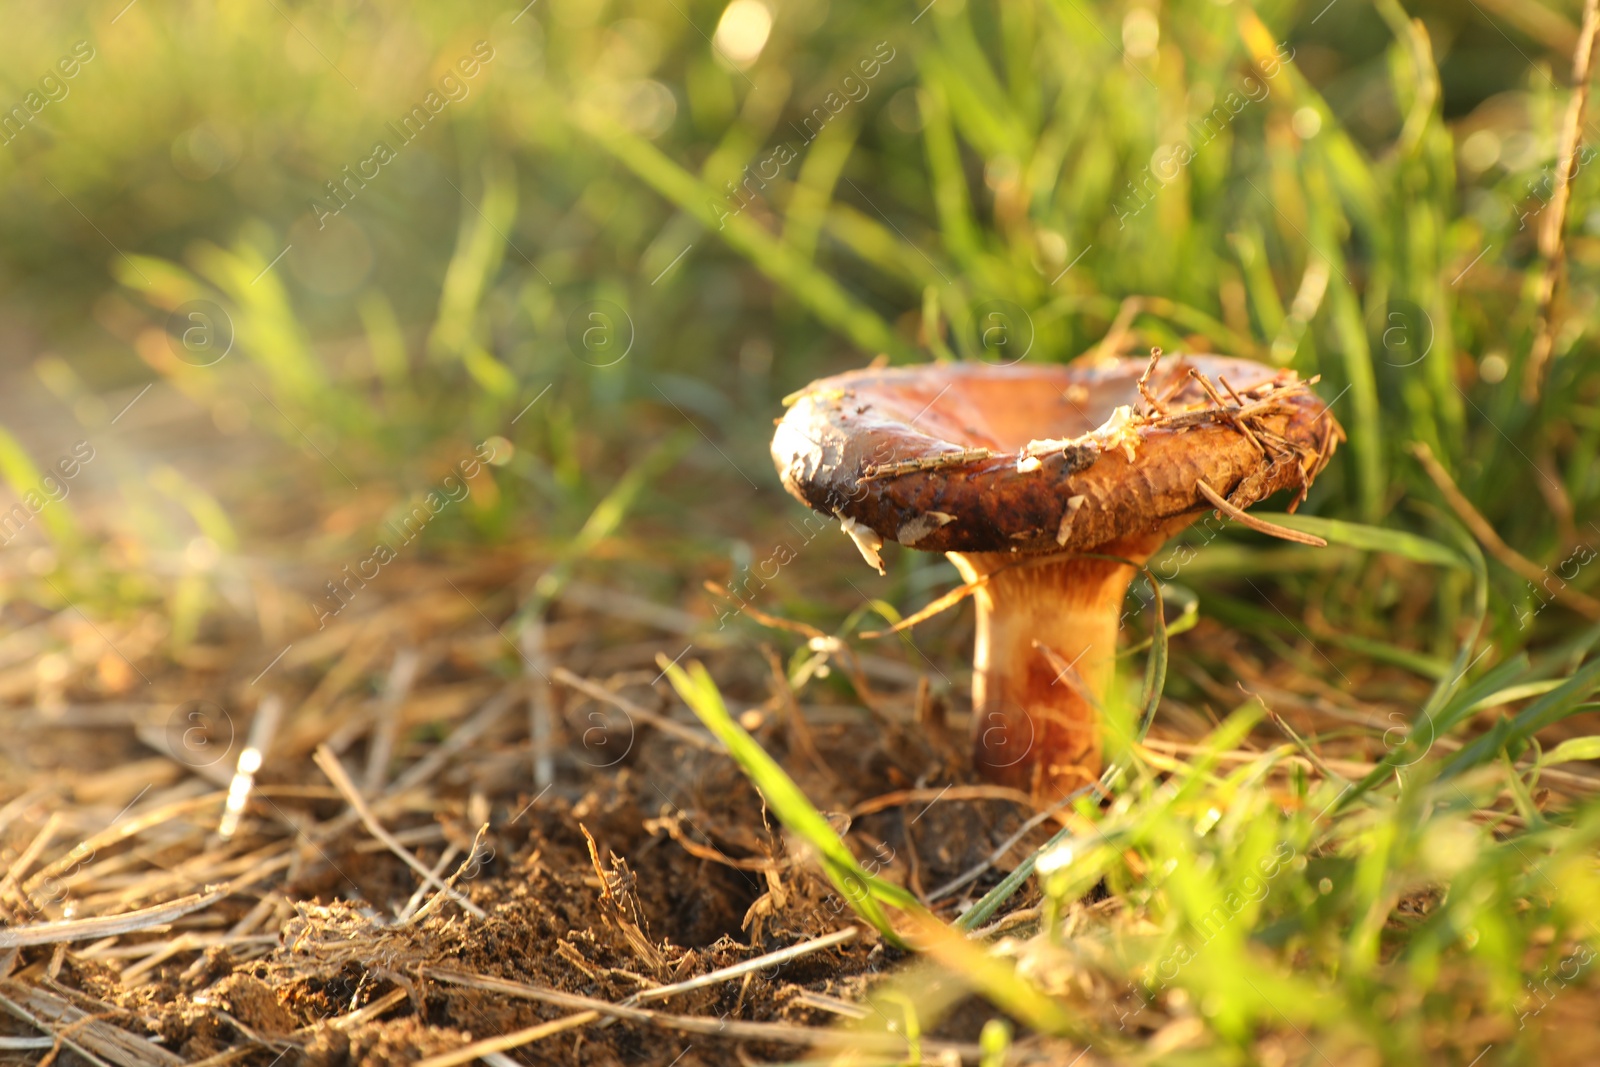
xmin=0 ymin=561 xmax=1067 ymax=1066
xmin=7 ymin=551 xmax=1582 ymax=1064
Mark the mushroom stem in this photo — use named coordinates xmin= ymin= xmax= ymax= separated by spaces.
xmin=949 ymin=534 xmax=1164 ymax=800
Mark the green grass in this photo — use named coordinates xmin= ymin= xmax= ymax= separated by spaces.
xmin=3 ymin=0 xmax=1600 ymax=1060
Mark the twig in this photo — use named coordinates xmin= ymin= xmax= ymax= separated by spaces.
xmin=415 ymin=1012 xmax=601 ymax=1067
xmin=1411 ymin=441 xmax=1600 ymax=618
xmin=3 ymin=981 xmax=184 ymax=1067
xmin=703 ymin=580 xmax=829 ymax=641
xmin=848 ymin=784 xmax=1039 ymax=819
xmin=225 ymin=893 xmax=280 ymax=940
xmin=422 ymin=967 xmax=984 ymax=1059
xmin=761 ymin=646 xmax=837 ymax=786
xmin=362 ymin=647 xmax=421 ymax=795
xmin=385 ymin=686 xmax=523 ymax=797
xmin=0 ymin=1036 xmax=54 ymax=1049
xmin=405 ymin=826 xmax=489 ymax=927
xmin=580 ymin=825 xmax=664 ymax=974
xmin=1090 ymin=295 xmax=1143 ymax=362
xmin=1136 ymin=347 xmax=1169 ymax=415
xmin=0 ymin=790 xmax=51 ymax=842
xmin=0 ymin=885 xmax=231 ymax=948
xmin=0 ymin=988 xmax=117 ymax=1067
xmin=83 ymin=933 xmax=278 ymax=962
xmin=646 ymin=812 xmax=781 ymax=872
xmin=550 ymin=667 xmax=721 ymax=751
xmin=1242 ymin=685 xmax=1349 ymax=785
xmin=617 ymin=928 xmax=857 ymax=1009
xmin=313 ymin=746 xmax=486 ymax=920
xmin=121 ymin=932 xmax=205 ymax=985
xmin=788 ymin=990 xmax=870 ymax=1019
xmin=0 ymin=813 xmax=63 ymax=917
xmin=1188 ymin=368 xmax=1266 ymax=454
xmin=74 ymin=831 xmax=289 ymax=917
xmin=314 ymin=988 xmax=408 ymax=1033
xmin=396 ymin=844 xmax=460 ymax=923
xmin=250 ymin=689 xmax=516 ymax=888
xmin=1524 ymin=0 xmax=1600 ymax=401
xmin=858 ymin=551 xmax=1156 ymax=640
xmin=860 ymin=447 xmax=995 ymax=481
xmin=925 ymin=789 xmax=1084 ymax=903
xmin=1195 ymin=480 xmax=1328 ymax=546
xmin=1147 ymin=379 xmax=1312 ymax=432
xmin=294 ymin=626 xmax=390 ymax=734
xmin=1217 ymin=374 xmax=1247 ymax=407
xmin=23 ymin=794 xmax=223 ymax=899
xmin=855 ymin=572 xmax=991 ymax=639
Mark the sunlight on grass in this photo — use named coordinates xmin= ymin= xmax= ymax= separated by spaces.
xmin=1 ymin=0 xmax=1599 ymax=1059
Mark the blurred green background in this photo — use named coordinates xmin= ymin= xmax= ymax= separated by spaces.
xmin=5 ymin=3 xmax=1600 ymax=1059
xmin=0 ymin=0 xmax=1595 ymax=658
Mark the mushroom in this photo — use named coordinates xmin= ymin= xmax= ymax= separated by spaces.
xmin=770 ymin=353 xmax=1342 ymax=799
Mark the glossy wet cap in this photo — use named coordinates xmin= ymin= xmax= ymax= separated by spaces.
xmin=771 ymin=355 xmax=1341 ymax=560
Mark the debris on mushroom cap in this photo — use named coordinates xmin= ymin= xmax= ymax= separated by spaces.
xmin=1022 ymin=436 xmax=1086 ymax=457
xmin=896 ymin=510 xmax=956 ymax=546
xmin=1094 ymin=405 xmax=1143 ymax=461
xmin=1019 ymin=403 xmax=1144 ymax=467
xmin=834 ymin=510 xmax=886 ymax=574
xmin=1055 ymin=495 xmax=1087 ymax=546
xmin=772 ymin=355 xmax=1342 ymax=558
xmin=864 ymin=447 xmax=994 ymax=481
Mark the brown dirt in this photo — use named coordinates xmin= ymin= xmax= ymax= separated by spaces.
xmin=6 ymin=546 xmax=1552 ymax=1065
xmin=0 ymin=560 xmax=1065 ymax=1065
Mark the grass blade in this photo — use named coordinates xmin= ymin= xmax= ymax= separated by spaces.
xmin=1541 ymin=736 xmax=1600 ymax=768
xmin=1337 ymin=535 xmax=1489 ymax=810
xmin=1253 ymin=513 xmax=1468 ymax=570
xmin=574 ymin=109 xmax=912 ymax=360
xmin=0 ymin=422 xmax=79 ymax=549
xmin=1441 ymin=658 xmax=1600 ymax=778
xmin=529 ymin=432 xmax=691 ymax=611
xmin=660 ymin=657 xmax=920 ymax=946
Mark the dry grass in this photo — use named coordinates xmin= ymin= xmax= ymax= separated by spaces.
xmin=5 ymin=538 xmax=1599 ymax=1064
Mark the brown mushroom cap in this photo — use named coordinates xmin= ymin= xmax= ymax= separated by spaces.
xmin=772 ymin=355 xmax=1340 ymax=558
